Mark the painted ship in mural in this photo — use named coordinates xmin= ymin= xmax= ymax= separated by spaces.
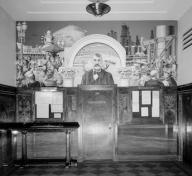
xmin=16 ymin=24 xmax=177 ymax=88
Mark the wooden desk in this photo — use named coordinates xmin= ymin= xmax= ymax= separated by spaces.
xmin=0 ymin=122 xmax=79 ymax=167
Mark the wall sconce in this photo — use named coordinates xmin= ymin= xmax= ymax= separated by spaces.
xmin=86 ymin=0 xmax=111 ymax=17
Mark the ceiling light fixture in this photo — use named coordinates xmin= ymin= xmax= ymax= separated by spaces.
xmin=86 ymin=0 xmax=111 ymax=17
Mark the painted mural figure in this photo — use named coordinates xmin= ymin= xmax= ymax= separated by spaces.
xmin=144 ymin=70 xmax=164 ymax=87
xmin=24 ymin=70 xmax=43 ymax=88
xmin=81 ymin=53 xmax=114 ymax=85
xmin=162 ymin=71 xmax=177 ymax=87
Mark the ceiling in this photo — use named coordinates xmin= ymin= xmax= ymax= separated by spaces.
xmin=0 ymin=0 xmax=192 ymax=21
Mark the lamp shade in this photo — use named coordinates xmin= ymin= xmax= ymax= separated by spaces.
xmin=86 ymin=2 xmax=111 ymax=16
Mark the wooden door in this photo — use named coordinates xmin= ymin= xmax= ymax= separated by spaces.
xmin=80 ymin=86 xmax=115 ymax=160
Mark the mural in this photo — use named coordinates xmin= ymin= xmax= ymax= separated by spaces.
xmin=16 ymin=22 xmax=177 ymax=88
xmin=71 ymin=43 xmax=121 ymax=86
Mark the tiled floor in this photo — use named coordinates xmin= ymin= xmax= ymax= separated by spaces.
xmin=10 ymin=161 xmax=191 ymax=176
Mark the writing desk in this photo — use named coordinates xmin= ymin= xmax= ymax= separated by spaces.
xmin=0 ymin=122 xmax=79 ymax=168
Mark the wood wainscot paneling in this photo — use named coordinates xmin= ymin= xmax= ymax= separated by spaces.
xmin=178 ymin=83 xmax=192 ymax=165
xmin=0 ymin=84 xmax=16 ymax=176
xmin=16 ymin=88 xmax=33 ymax=161
xmin=9 ymin=86 xmax=180 ymax=163
xmin=66 ymin=88 xmax=79 ymax=160
xmin=16 ymin=89 xmax=33 ymax=122
xmin=0 ymin=85 xmax=16 ymax=122
xmin=117 ymin=88 xmax=132 ymax=124
xmin=117 ymin=87 xmax=178 ymax=161
xmin=6 ymin=87 xmax=80 ymax=165
xmin=0 ymin=130 xmax=13 ymax=175
xmin=163 ymin=87 xmax=177 ymax=125
xmin=14 ymin=88 xmax=79 ymax=164
xmin=16 ymin=88 xmax=70 ymax=160
xmin=163 ymin=87 xmax=178 ymax=146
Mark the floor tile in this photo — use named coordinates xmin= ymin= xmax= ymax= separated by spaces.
xmin=10 ymin=161 xmax=191 ymax=176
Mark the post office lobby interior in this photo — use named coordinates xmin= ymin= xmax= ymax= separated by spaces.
xmin=1 ymin=1 xmax=192 ymax=176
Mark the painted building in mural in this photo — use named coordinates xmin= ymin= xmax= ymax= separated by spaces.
xmin=16 ymin=21 xmax=177 ymax=88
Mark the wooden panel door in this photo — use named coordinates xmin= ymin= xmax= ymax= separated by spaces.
xmin=80 ymin=87 xmax=115 ymax=160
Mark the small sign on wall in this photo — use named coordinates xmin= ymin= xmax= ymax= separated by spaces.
xmin=35 ymin=91 xmax=63 ymax=119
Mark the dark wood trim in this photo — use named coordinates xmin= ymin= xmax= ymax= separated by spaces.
xmin=178 ymin=83 xmax=192 ymax=93
xmin=78 ymin=84 xmax=117 ymax=91
xmin=0 ymin=84 xmax=16 ymax=94
xmin=16 ymin=86 xmax=66 ymax=93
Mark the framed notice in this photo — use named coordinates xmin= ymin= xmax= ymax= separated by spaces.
xmin=142 ymin=91 xmax=151 ymax=105
xmin=35 ymin=91 xmax=63 ymax=119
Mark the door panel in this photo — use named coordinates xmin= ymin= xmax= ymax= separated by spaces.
xmin=81 ymin=90 xmax=114 ymax=160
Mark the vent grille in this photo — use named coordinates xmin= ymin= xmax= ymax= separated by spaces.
xmin=183 ymin=27 xmax=192 ymax=50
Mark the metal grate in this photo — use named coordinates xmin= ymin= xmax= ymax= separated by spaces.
xmin=183 ymin=27 xmax=192 ymax=50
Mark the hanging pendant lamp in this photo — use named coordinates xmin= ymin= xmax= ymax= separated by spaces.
xmin=86 ymin=0 xmax=111 ymax=17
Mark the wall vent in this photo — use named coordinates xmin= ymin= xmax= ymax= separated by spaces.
xmin=183 ymin=27 xmax=192 ymax=50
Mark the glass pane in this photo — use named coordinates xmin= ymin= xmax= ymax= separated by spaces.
xmin=35 ymin=91 xmax=52 ymax=104
xmin=152 ymin=91 xmax=160 ymax=117
xmin=132 ymin=91 xmax=139 ymax=112
xmin=141 ymin=107 xmax=149 ymax=117
xmin=142 ymin=91 xmax=151 ymax=105
xmin=36 ymin=104 xmax=49 ymax=118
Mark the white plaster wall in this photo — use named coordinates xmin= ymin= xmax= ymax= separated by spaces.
xmin=0 ymin=6 xmax=16 ymax=86
xmin=178 ymin=6 xmax=192 ymax=85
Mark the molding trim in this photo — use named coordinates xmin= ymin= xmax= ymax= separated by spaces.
xmin=40 ymin=0 xmax=154 ymax=4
